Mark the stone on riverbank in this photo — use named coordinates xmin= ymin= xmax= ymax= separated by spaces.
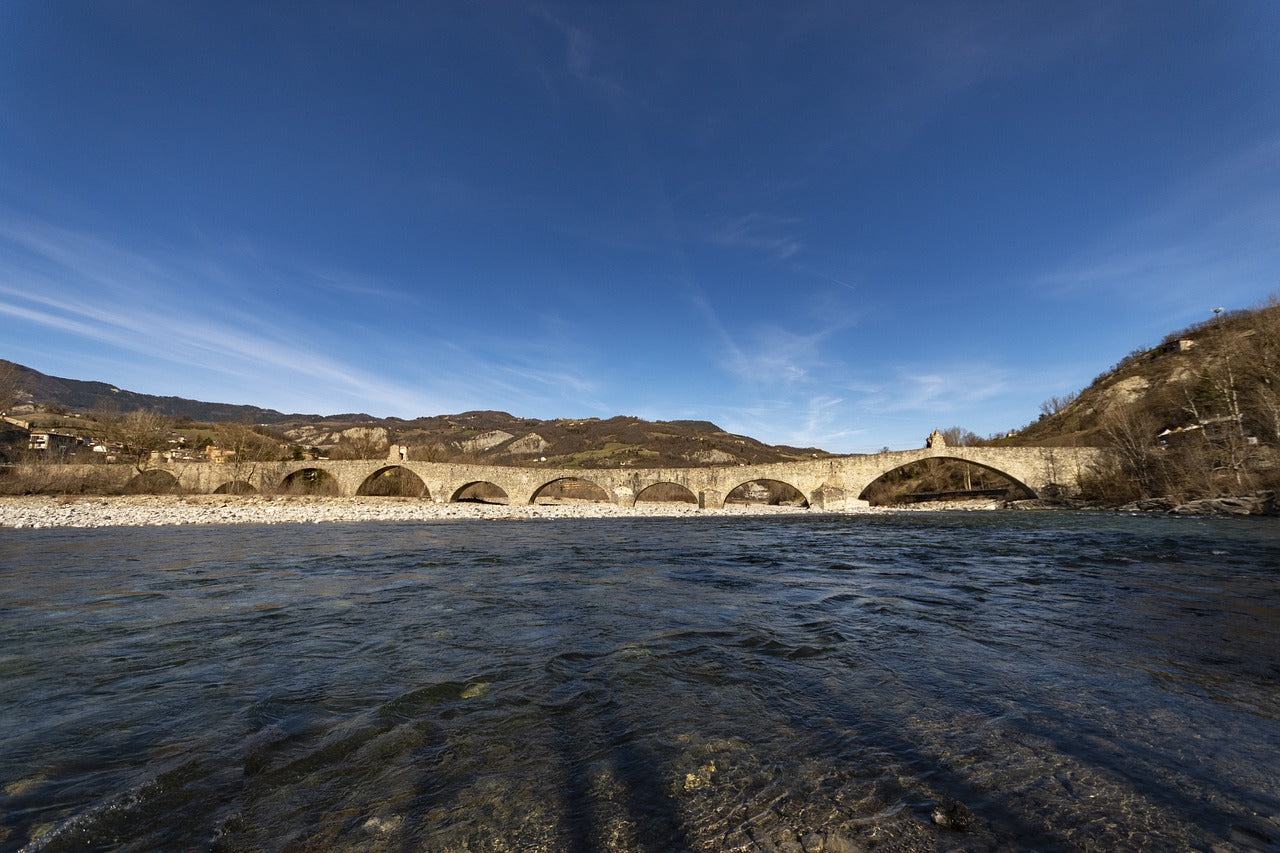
xmin=1168 ymin=491 xmax=1277 ymax=516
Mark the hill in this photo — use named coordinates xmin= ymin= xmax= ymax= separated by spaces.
xmin=0 ymin=361 xmax=829 ymax=468
xmin=1007 ymin=302 xmax=1280 ymax=446
xmin=0 ymin=359 xmax=309 ymax=424
xmin=999 ymin=300 xmax=1280 ymax=501
xmin=290 ymin=411 xmax=829 ymax=468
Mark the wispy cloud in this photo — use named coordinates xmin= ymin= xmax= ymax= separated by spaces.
xmin=0 ymin=214 xmax=456 ymax=414
xmin=706 ymin=212 xmax=802 ymax=260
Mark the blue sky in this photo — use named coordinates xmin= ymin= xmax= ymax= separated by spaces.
xmin=2 ymin=2 xmax=1278 ymax=452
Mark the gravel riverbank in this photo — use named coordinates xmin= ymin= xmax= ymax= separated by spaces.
xmin=0 ymin=495 xmax=826 ymax=529
xmin=0 ymin=495 xmax=1019 ymax=529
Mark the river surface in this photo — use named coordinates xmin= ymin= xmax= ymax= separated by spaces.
xmin=2 ymin=512 xmax=1279 ymax=852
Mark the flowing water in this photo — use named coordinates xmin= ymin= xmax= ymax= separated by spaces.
xmin=2 ymin=512 xmax=1279 ymax=852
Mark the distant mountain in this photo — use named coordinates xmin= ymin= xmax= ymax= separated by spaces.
xmin=1 ymin=360 xmax=831 ymax=468
xmin=1 ymin=360 xmax=309 ymax=424
xmin=282 ymin=410 xmax=830 ymax=468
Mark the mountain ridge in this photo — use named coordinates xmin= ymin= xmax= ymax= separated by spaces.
xmin=0 ymin=360 xmax=829 ymax=468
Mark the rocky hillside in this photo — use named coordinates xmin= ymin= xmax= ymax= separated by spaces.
xmin=1001 ymin=301 xmax=1280 ymax=448
xmin=996 ymin=300 xmax=1280 ymax=504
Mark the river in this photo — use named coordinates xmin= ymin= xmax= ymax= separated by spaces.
xmin=2 ymin=511 xmax=1278 ymax=851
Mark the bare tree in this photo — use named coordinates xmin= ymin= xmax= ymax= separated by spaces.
xmin=214 ymin=421 xmax=283 ymax=490
xmin=329 ymin=426 xmax=390 ymax=460
xmin=112 ymin=410 xmax=174 ymax=472
xmin=1039 ymin=391 xmax=1078 ymax=418
xmin=1180 ymin=352 xmax=1259 ymax=491
xmin=939 ymin=426 xmax=983 ymax=447
xmin=1100 ymin=406 xmax=1165 ymax=498
xmin=1240 ymin=297 xmax=1280 ymax=443
xmin=938 ymin=426 xmax=985 ymax=490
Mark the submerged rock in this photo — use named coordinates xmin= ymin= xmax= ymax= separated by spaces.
xmin=930 ymin=799 xmax=974 ymax=831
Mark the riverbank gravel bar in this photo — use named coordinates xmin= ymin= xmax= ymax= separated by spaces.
xmin=0 ymin=495 xmax=829 ymax=528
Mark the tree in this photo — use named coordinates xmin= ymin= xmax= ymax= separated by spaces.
xmin=111 ymin=410 xmax=174 ymax=472
xmin=1100 ymin=406 xmax=1166 ymax=499
xmin=214 ymin=421 xmax=282 ymax=488
xmin=938 ymin=426 xmax=985 ymax=490
xmin=1240 ymin=297 xmax=1280 ymax=443
xmin=1177 ymin=350 xmax=1258 ymax=492
xmin=1039 ymin=392 xmax=1078 ymax=418
xmin=328 ymin=426 xmax=390 ymax=460
xmin=939 ymin=426 xmax=983 ymax=447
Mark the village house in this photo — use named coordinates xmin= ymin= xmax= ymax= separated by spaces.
xmin=27 ymin=431 xmax=81 ymax=453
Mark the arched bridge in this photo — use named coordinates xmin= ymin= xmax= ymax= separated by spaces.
xmin=146 ymin=445 xmax=1107 ymax=509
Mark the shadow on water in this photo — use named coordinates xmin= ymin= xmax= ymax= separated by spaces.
xmin=968 ymin=679 xmax=1280 ymax=847
xmin=739 ymin=603 xmax=1280 ymax=848
xmin=548 ymin=692 xmax=693 ymax=853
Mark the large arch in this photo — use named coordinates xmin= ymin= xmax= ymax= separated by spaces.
xmin=123 ymin=469 xmax=182 ymax=495
xmin=635 ymin=482 xmax=697 ymax=504
xmin=724 ymin=478 xmax=808 ymax=508
xmin=531 ymin=477 xmax=611 ymax=505
xmin=279 ymin=467 xmax=340 ymax=496
xmin=213 ymin=480 xmax=256 ymax=495
xmin=357 ymin=466 xmax=428 ymax=498
xmin=858 ymin=455 xmax=1036 ymax=505
xmin=452 ymin=481 xmax=509 ymax=505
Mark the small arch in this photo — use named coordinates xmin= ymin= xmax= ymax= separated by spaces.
xmin=452 ymin=481 xmax=509 ymax=505
xmin=213 ymin=480 xmax=256 ymax=495
xmin=635 ymin=482 xmax=697 ymax=504
xmin=532 ymin=477 xmax=611 ymax=505
xmin=858 ymin=456 xmax=1034 ymax=506
xmin=279 ymin=467 xmax=339 ymax=496
xmin=725 ymin=479 xmax=809 ymax=508
xmin=123 ymin=469 xmax=182 ymax=495
xmin=357 ymin=466 xmax=428 ymax=498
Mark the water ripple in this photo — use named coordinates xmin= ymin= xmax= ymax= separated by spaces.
xmin=1 ymin=513 xmax=1278 ymax=851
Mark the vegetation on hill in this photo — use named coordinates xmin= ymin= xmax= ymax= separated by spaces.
xmin=1002 ymin=299 xmax=1280 ymax=503
xmin=290 ymin=411 xmax=829 ymax=468
xmin=0 ymin=362 xmax=829 ymax=472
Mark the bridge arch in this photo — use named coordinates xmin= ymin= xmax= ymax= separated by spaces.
xmin=124 ymin=469 xmax=182 ymax=494
xmin=452 ymin=481 xmax=509 ymax=505
xmin=858 ymin=455 xmax=1035 ymax=505
xmin=532 ymin=477 xmax=611 ymax=505
xmin=213 ymin=479 xmax=256 ymax=495
xmin=279 ymin=467 xmax=339 ymax=496
xmin=357 ymin=466 xmax=428 ymax=498
xmin=725 ymin=478 xmax=808 ymax=508
xmin=635 ymin=482 xmax=697 ymax=504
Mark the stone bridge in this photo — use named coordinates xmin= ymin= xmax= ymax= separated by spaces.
xmin=117 ymin=445 xmax=1106 ymax=509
